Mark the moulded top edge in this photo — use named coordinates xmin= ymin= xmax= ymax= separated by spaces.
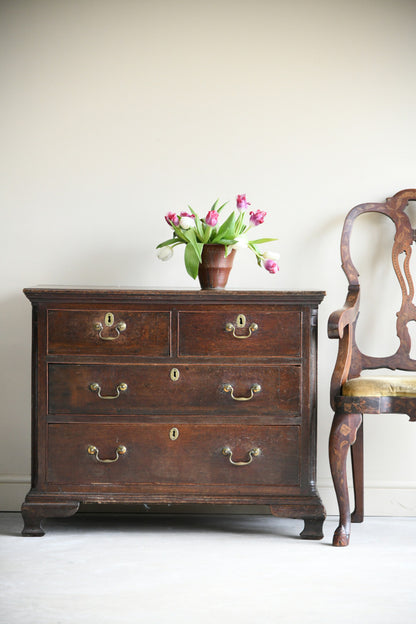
xmin=23 ymin=287 xmax=325 ymax=305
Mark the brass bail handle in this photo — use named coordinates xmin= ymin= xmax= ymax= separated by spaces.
xmin=94 ymin=312 xmax=127 ymax=341
xmin=89 ymin=382 xmax=128 ymax=400
xmin=225 ymin=314 xmax=258 ymax=339
xmin=222 ymin=383 xmax=261 ymax=401
xmin=222 ymin=447 xmax=261 ymax=466
xmin=87 ymin=444 xmax=127 ymax=463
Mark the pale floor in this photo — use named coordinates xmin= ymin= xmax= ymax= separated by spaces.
xmin=1 ymin=512 xmax=415 ymax=624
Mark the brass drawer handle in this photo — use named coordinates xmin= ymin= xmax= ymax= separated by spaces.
xmin=222 ymin=383 xmax=261 ymax=401
xmin=94 ymin=321 xmax=127 ymax=341
xmin=87 ymin=444 xmax=127 ymax=463
xmin=222 ymin=446 xmax=261 ymax=466
xmin=225 ymin=322 xmax=258 ymax=339
xmin=89 ymin=382 xmax=128 ymax=399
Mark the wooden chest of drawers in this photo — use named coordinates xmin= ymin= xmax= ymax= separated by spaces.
xmin=21 ymin=288 xmax=325 ymax=538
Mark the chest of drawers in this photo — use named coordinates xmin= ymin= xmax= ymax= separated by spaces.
xmin=21 ymin=288 xmax=325 ymax=538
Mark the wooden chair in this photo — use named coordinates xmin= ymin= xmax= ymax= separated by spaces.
xmin=328 ymin=189 xmax=416 ymax=546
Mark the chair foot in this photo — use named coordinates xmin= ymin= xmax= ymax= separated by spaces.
xmin=333 ymin=524 xmax=350 ymax=547
xmin=351 ymin=510 xmax=364 ymax=523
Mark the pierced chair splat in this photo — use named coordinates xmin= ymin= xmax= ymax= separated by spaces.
xmin=328 ymin=189 xmax=416 ymax=547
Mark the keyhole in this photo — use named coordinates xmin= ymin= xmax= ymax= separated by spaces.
xmin=105 ymin=312 xmax=114 ymax=327
xmin=169 ymin=427 xmax=179 ymax=441
xmin=236 ymin=314 xmax=246 ymax=328
xmin=170 ymin=368 xmax=180 ymax=381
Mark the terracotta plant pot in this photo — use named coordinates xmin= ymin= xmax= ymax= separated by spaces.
xmin=198 ymin=244 xmax=236 ymax=289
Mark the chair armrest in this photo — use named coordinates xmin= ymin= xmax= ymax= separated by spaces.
xmin=328 ymin=286 xmax=360 ymax=339
xmin=328 ymin=286 xmax=361 ymax=408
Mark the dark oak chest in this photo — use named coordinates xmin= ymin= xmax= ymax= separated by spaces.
xmin=21 ymin=288 xmax=325 ymax=538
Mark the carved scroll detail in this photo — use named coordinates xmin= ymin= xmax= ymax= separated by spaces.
xmin=338 ymin=190 xmax=416 ymax=376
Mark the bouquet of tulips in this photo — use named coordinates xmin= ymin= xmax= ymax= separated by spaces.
xmin=156 ymin=194 xmax=279 ymax=279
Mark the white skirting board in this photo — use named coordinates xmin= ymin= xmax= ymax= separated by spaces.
xmin=2 ymin=476 xmax=416 ymax=515
xmin=317 ymin=479 xmax=416 ymax=516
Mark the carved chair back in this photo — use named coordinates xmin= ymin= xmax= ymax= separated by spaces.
xmin=330 ymin=189 xmax=416 ymax=405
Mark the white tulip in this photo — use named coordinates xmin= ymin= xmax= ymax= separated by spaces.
xmin=157 ymin=246 xmax=174 ymax=261
xmin=262 ymin=250 xmax=280 ymax=261
xmin=179 ymin=216 xmax=195 ymax=230
xmin=231 ymin=236 xmax=248 ymax=250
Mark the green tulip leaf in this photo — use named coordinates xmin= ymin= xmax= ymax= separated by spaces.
xmin=249 ymin=237 xmax=278 ymax=244
xmin=184 ymin=242 xmax=200 ymax=279
xmin=211 ymin=211 xmax=236 ymax=243
xmin=156 ymin=237 xmax=181 ymax=248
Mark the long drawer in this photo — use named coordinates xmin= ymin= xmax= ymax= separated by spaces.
xmin=46 ymin=423 xmax=300 ymax=487
xmin=48 ymin=363 xmax=301 ymax=415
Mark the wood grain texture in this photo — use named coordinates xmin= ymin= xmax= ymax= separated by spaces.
xmin=328 ymin=189 xmax=416 ymax=546
xmin=48 ymin=363 xmax=301 ymax=415
xmin=46 ymin=423 xmax=300 ymax=487
xmin=22 ymin=289 xmax=325 ymax=537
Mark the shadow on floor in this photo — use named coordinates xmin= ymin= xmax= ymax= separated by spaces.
xmin=3 ymin=511 xmax=307 ymax=540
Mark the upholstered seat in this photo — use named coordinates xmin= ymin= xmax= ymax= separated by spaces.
xmin=342 ymin=376 xmax=416 ymax=397
xmin=328 ymin=189 xmax=416 ymax=547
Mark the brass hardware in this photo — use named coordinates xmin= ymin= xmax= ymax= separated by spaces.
xmin=87 ymin=444 xmax=127 ymax=463
xmin=222 ymin=383 xmax=261 ymax=401
xmin=222 ymin=446 xmax=261 ymax=466
xmin=105 ymin=312 xmax=115 ymax=327
xmin=170 ymin=368 xmax=180 ymax=382
xmin=169 ymin=427 xmax=179 ymax=441
xmin=236 ymin=314 xmax=246 ymax=328
xmin=89 ymin=382 xmax=128 ymax=400
xmin=94 ymin=315 xmax=126 ymax=340
xmin=225 ymin=318 xmax=258 ymax=339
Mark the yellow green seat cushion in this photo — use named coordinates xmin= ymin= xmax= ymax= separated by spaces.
xmin=342 ymin=376 xmax=416 ymax=397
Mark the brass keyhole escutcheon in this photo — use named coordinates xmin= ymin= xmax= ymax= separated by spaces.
xmin=105 ymin=312 xmax=114 ymax=327
xmin=169 ymin=427 xmax=179 ymax=441
xmin=170 ymin=368 xmax=180 ymax=382
xmin=236 ymin=314 xmax=246 ymax=328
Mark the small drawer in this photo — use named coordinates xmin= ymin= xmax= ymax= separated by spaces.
xmin=47 ymin=363 xmax=301 ymax=415
xmin=178 ymin=310 xmax=301 ymax=357
xmin=46 ymin=423 xmax=300 ymax=487
xmin=47 ymin=309 xmax=170 ymax=356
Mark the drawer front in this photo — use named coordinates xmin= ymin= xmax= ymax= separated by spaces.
xmin=46 ymin=423 xmax=300 ymax=487
xmin=48 ymin=363 xmax=301 ymax=415
xmin=178 ymin=310 xmax=301 ymax=357
xmin=47 ymin=310 xmax=170 ymax=355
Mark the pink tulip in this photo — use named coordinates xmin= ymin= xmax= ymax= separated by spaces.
xmin=264 ymin=259 xmax=279 ymax=274
xmin=236 ymin=194 xmax=251 ymax=210
xmin=180 ymin=211 xmax=195 ymax=219
xmin=205 ymin=210 xmax=219 ymax=227
xmin=165 ymin=212 xmax=179 ymax=227
xmin=249 ymin=209 xmax=266 ymax=226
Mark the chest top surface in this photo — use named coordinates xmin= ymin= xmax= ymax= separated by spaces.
xmin=24 ymin=287 xmax=325 ymax=305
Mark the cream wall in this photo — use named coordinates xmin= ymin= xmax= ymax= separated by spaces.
xmin=1 ymin=0 xmax=416 ymax=515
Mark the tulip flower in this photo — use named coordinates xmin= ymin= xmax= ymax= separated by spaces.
xmin=262 ymin=250 xmax=280 ymax=262
xmin=231 ymin=235 xmax=248 ymax=250
xmin=165 ymin=212 xmax=179 ymax=227
xmin=179 ymin=215 xmax=195 ymax=230
xmin=249 ymin=210 xmax=267 ymax=226
xmin=236 ymin=194 xmax=251 ymax=210
xmin=263 ymin=258 xmax=279 ymax=273
xmin=157 ymin=246 xmax=174 ymax=261
xmin=205 ymin=210 xmax=219 ymax=227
